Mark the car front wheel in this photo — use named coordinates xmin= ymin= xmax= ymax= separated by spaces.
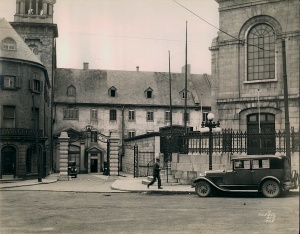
xmin=261 ymin=180 xmax=280 ymax=198
xmin=195 ymin=181 xmax=212 ymax=197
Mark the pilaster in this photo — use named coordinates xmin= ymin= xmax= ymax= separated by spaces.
xmin=58 ymin=132 xmax=70 ymax=180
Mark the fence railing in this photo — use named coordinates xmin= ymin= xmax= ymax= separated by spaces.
xmin=174 ymin=129 xmax=299 ymax=155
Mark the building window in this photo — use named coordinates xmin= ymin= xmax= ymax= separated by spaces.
xmin=247 ymin=24 xmax=275 ymax=81
xmin=110 ymin=110 xmax=117 ymax=121
xmin=183 ymin=112 xmax=190 ymax=122
xmin=91 ymin=131 xmax=97 ymax=142
xmin=147 ymin=111 xmax=154 ymax=121
xmin=67 ymin=85 xmax=76 ymax=97
xmin=165 ymin=111 xmax=171 ymax=121
xmin=3 ymin=106 xmax=15 ymax=128
xmin=145 ymin=87 xmax=153 ymax=98
xmin=180 ymin=90 xmax=189 ymax=99
xmin=91 ymin=109 xmax=98 ymax=121
xmin=0 ymin=75 xmax=20 ymax=89
xmin=109 ymin=86 xmax=117 ymax=97
xmin=2 ymin=37 xmax=16 ymax=51
xmin=29 ymin=77 xmax=43 ymax=93
xmin=202 ymin=112 xmax=208 ymax=122
xmin=128 ymin=131 xmax=135 ymax=138
xmin=63 ymin=108 xmax=79 ymax=120
xmin=129 ymin=110 xmax=135 ymax=121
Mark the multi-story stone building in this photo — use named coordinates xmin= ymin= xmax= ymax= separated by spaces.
xmin=210 ymin=0 xmax=299 ymax=154
xmin=0 ymin=18 xmax=52 ymax=178
xmin=0 ymin=0 xmax=57 ymax=179
xmin=53 ymin=64 xmax=211 ymax=174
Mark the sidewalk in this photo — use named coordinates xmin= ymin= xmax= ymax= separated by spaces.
xmin=1 ymin=173 xmax=298 ymax=195
xmin=0 ymin=173 xmax=195 ymax=194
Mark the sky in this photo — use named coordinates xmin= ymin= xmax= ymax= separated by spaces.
xmin=0 ymin=0 xmax=219 ymax=74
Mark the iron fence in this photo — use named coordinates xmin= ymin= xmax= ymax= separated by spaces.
xmin=176 ymin=128 xmax=299 ymax=155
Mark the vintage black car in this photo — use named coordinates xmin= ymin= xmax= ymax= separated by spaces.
xmin=193 ymin=155 xmax=299 ymax=198
xmin=68 ymin=161 xmax=77 ymax=178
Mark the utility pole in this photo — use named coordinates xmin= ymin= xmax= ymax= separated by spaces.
xmin=32 ymin=94 xmax=42 ymax=182
xmin=169 ymin=51 xmax=173 ymax=134
xmin=184 ymin=21 xmax=188 ymax=135
xmin=282 ymin=39 xmax=291 ymax=163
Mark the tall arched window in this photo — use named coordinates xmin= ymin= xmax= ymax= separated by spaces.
xmin=247 ymin=24 xmax=275 ymax=81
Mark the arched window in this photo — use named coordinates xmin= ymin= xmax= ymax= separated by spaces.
xmin=2 ymin=37 xmax=16 ymax=51
xmin=247 ymin=24 xmax=275 ymax=81
xmin=67 ymin=85 xmax=76 ymax=97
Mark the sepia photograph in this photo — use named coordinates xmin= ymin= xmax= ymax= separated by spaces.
xmin=0 ymin=0 xmax=299 ymax=233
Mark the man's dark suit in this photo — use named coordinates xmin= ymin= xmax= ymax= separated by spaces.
xmin=148 ymin=160 xmax=162 ymax=188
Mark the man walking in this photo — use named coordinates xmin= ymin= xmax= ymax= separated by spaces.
xmin=147 ymin=157 xmax=163 ymax=189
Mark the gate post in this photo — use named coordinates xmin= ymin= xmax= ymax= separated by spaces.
xmin=109 ymin=132 xmax=119 ymax=176
xmin=58 ymin=132 xmax=70 ymax=181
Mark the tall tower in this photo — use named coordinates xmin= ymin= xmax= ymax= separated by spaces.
xmin=10 ymin=0 xmax=58 ymax=171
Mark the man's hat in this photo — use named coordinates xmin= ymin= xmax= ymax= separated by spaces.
xmin=155 ymin=157 xmax=160 ymax=161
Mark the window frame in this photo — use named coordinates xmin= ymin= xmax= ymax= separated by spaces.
xmin=2 ymin=37 xmax=16 ymax=51
xmin=246 ymin=23 xmax=276 ymax=83
xmin=110 ymin=109 xmax=117 ymax=121
xmin=63 ymin=108 xmax=79 ymax=120
xmin=146 ymin=111 xmax=154 ymax=122
xmin=2 ymin=105 xmax=16 ymax=128
xmin=165 ymin=111 xmax=171 ymax=122
xmin=128 ymin=131 xmax=136 ymax=138
xmin=67 ymin=85 xmax=76 ymax=97
xmin=128 ymin=110 xmax=135 ymax=121
xmin=90 ymin=109 xmax=98 ymax=121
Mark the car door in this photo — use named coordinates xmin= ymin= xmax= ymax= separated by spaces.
xmin=251 ymin=158 xmax=271 ymax=185
xmin=232 ymin=160 xmax=252 ymax=186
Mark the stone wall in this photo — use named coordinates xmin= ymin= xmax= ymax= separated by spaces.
xmin=123 ymin=133 xmax=160 ymax=175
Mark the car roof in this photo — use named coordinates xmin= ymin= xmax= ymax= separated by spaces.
xmin=231 ymin=155 xmax=288 ymax=161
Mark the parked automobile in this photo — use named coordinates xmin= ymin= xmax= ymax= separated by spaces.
xmin=68 ymin=161 xmax=77 ymax=178
xmin=193 ymin=155 xmax=299 ymax=198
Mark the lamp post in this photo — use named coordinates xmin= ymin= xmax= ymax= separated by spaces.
xmin=199 ymin=113 xmax=222 ymax=170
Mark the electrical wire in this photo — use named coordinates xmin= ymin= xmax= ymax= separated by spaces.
xmin=172 ymin=0 xmax=276 ymax=52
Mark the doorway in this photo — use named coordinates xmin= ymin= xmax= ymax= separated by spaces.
xmin=247 ymin=113 xmax=275 ymax=155
xmin=1 ymin=146 xmax=16 ymax=176
xmin=91 ymin=159 xmax=98 ymax=173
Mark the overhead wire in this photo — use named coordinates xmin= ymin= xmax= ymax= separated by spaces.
xmin=172 ymin=0 xmax=276 ymax=52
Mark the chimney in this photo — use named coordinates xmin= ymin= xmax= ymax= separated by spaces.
xmin=136 ymin=66 xmax=139 ymax=72
xmin=83 ymin=62 xmax=89 ymax=70
xmin=182 ymin=64 xmax=191 ymax=74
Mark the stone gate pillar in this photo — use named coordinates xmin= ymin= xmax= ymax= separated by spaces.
xmin=58 ymin=132 xmax=70 ymax=181
xmin=109 ymin=132 xmax=119 ymax=176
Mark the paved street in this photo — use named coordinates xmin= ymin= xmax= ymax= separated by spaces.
xmin=0 ymin=174 xmax=299 ymax=234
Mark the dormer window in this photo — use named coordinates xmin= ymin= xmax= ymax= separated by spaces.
xmin=67 ymin=85 xmax=76 ymax=97
xmin=109 ymin=86 xmax=117 ymax=97
xmin=145 ymin=87 xmax=153 ymax=99
xmin=2 ymin=37 xmax=16 ymax=51
xmin=180 ymin=89 xmax=189 ymax=99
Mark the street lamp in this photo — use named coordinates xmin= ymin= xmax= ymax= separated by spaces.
xmin=199 ymin=113 xmax=222 ymax=170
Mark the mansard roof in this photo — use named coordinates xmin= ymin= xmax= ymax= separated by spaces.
xmin=54 ymin=68 xmax=211 ymax=107
xmin=0 ymin=18 xmax=43 ymax=65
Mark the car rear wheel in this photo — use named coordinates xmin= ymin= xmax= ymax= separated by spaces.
xmin=195 ymin=181 xmax=212 ymax=197
xmin=261 ymin=180 xmax=280 ymax=198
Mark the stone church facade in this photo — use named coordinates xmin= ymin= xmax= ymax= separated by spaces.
xmin=210 ymin=0 xmax=299 ymax=135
